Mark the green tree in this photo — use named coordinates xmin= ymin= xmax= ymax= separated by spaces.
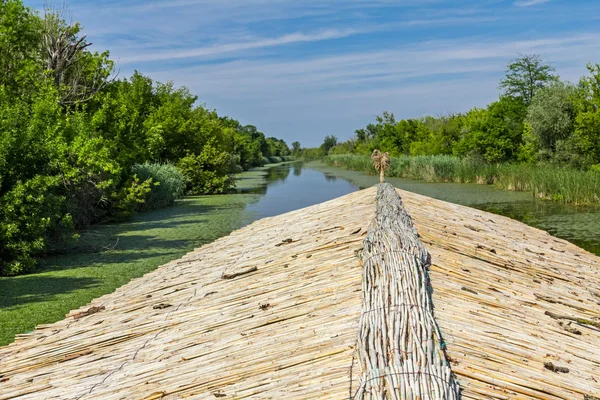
xmin=572 ymin=63 xmax=600 ymax=166
xmin=0 ymin=0 xmax=43 ymax=94
xmin=291 ymin=141 xmax=301 ymax=155
xmin=499 ymin=54 xmax=557 ymax=105
xmin=524 ymin=81 xmax=576 ymax=160
xmin=455 ymin=97 xmax=526 ymax=162
xmin=320 ymin=135 xmax=338 ymax=155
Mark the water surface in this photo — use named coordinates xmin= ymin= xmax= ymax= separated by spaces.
xmin=241 ymin=162 xmax=600 ymax=256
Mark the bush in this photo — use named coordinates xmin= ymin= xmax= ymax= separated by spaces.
xmin=177 ymin=144 xmax=236 ymax=194
xmin=0 ymin=176 xmax=74 ymax=275
xmin=132 ymin=163 xmax=187 ymax=211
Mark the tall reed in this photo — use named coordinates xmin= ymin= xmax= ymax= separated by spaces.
xmin=324 ymin=154 xmax=600 ymax=205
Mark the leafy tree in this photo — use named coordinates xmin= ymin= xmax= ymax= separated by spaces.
xmin=0 ymin=0 xmax=43 ymax=95
xmin=525 ymin=81 xmax=576 ymax=160
xmin=572 ymin=63 xmax=600 ymax=166
xmin=499 ymin=54 xmax=557 ymax=105
xmin=291 ymin=141 xmax=301 ymax=155
xmin=320 ymin=135 xmax=338 ymax=154
xmin=0 ymin=1 xmax=292 ymax=274
xmin=455 ymin=97 xmax=526 ymax=162
xmin=177 ymin=143 xmax=236 ymax=194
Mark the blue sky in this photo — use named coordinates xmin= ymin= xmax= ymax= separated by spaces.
xmin=25 ymin=0 xmax=600 ymax=146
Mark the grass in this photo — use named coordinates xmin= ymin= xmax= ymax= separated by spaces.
xmin=0 ymin=166 xmax=278 ymax=346
xmin=325 ymin=154 xmax=600 ymax=205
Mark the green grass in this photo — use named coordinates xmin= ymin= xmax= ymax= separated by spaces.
xmin=0 ymin=167 xmax=276 ymax=346
xmin=325 ymin=154 xmax=600 ymax=205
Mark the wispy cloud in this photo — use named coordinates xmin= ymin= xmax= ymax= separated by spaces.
xmin=514 ymin=0 xmax=551 ymax=7
xmin=119 ymin=29 xmax=366 ymax=63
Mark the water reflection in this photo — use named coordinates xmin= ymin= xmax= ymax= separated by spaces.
xmin=325 ymin=174 xmax=337 ymax=183
xmin=293 ymin=162 xmax=303 ymax=177
xmin=242 ymin=163 xmax=359 ymax=222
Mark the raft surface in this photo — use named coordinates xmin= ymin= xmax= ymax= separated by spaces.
xmin=1 ymin=187 xmax=599 ymax=399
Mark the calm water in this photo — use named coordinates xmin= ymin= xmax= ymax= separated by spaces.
xmin=241 ymin=162 xmax=600 ymax=256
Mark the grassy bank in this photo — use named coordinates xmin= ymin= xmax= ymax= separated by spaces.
xmin=325 ymin=154 xmax=600 ymax=205
xmin=0 ymin=164 xmax=290 ymax=346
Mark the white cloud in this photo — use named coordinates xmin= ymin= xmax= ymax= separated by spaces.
xmin=514 ymin=0 xmax=551 ymax=7
xmin=118 ymin=29 xmax=366 ymax=63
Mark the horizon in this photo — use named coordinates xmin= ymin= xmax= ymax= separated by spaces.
xmin=25 ymin=0 xmax=600 ymax=147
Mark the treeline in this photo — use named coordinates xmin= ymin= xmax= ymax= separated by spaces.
xmin=316 ymin=55 xmax=600 ymax=171
xmin=0 ymin=1 xmax=290 ymax=275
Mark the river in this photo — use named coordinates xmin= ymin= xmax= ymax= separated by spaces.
xmin=240 ymin=161 xmax=600 ymax=257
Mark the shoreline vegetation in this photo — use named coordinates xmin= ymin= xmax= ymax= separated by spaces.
xmin=0 ymin=1 xmax=294 ymax=275
xmin=0 ymin=162 xmax=286 ymax=346
xmin=325 ymin=154 xmax=600 ymax=206
xmin=304 ymin=55 xmax=600 ymax=207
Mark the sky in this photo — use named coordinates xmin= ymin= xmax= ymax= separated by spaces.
xmin=25 ymin=0 xmax=600 ymax=147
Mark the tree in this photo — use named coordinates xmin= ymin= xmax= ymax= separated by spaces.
xmin=42 ymin=4 xmax=115 ymax=105
xmin=291 ymin=141 xmax=301 ymax=155
xmin=455 ymin=96 xmax=526 ymax=162
xmin=320 ymin=135 xmax=338 ymax=155
xmin=525 ymin=81 xmax=576 ymax=157
xmin=499 ymin=54 xmax=557 ymax=105
xmin=572 ymin=63 xmax=600 ymax=166
xmin=0 ymin=0 xmax=43 ymax=94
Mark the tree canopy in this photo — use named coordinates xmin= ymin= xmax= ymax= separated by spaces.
xmin=0 ymin=0 xmax=291 ymax=275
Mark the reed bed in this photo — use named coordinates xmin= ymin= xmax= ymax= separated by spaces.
xmin=353 ymin=184 xmax=460 ymax=399
xmin=325 ymin=154 xmax=600 ymax=205
xmin=1 ymin=187 xmax=599 ymax=399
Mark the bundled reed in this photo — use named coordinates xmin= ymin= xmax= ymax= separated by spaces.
xmin=1 ymin=186 xmax=599 ymax=399
xmin=353 ymin=183 xmax=460 ymax=399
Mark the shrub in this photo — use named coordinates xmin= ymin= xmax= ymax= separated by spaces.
xmin=0 ymin=176 xmax=74 ymax=275
xmin=177 ymin=144 xmax=237 ymax=194
xmin=132 ymin=163 xmax=187 ymax=211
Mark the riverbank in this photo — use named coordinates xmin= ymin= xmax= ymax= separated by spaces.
xmin=325 ymin=154 xmax=600 ymax=206
xmin=0 ymin=163 xmax=285 ymax=346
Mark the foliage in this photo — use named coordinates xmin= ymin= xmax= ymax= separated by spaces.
xmin=0 ymin=0 xmax=43 ymax=95
xmin=572 ymin=63 xmax=600 ymax=166
xmin=499 ymin=54 xmax=557 ymax=105
xmin=455 ymin=96 xmax=526 ymax=163
xmin=0 ymin=1 xmax=290 ymax=274
xmin=320 ymin=135 xmax=338 ymax=154
xmin=0 ymin=176 xmax=71 ymax=275
xmin=131 ymin=163 xmax=187 ymax=211
xmin=525 ymin=81 xmax=577 ymax=163
xmin=177 ymin=144 xmax=237 ymax=194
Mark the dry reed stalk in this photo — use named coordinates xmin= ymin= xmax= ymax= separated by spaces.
xmin=371 ymin=150 xmax=390 ymax=183
xmin=353 ymin=183 xmax=460 ymax=399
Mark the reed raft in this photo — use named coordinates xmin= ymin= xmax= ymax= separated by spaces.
xmin=353 ymin=183 xmax=460 ymax=399
xmin=0 ymin=186 xmax=599 ymax=399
